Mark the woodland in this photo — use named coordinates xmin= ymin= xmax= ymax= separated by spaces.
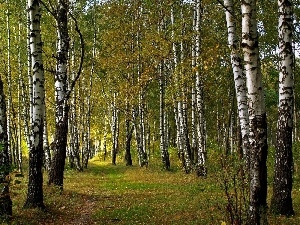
xmin=0 ymin=0 xmax=299 ymax=225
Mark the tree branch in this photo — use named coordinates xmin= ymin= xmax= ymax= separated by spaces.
xmin=40 ymin=0 xmax=56 ymax=18
xmin=65 ymin=12 xmax=85 ymax=101
xmin=215 ymin=0 xmax=237 ymax=19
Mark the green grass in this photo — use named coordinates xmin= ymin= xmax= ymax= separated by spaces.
xmin=8 ymin=154 xmax=300 ymax=225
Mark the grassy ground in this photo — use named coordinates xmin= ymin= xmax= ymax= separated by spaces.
xmin=8 ymin=154 xmax=300 ymax=225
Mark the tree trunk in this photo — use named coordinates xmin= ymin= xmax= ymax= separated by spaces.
xmin=270 ymin=0 xmax=294 ymax=216
xmin=6 ymin=0 xmax=12 ymax=166
xmin=43 ymin=110 xmax=51 ymax=171
xmin=24 ymin=0 xmax=45 ymax=209
xmin=224 ymin=0 xmax=250 ymax=162
xmin=193 ymin=0 xmax=207 ymax=177
xmin=159 ymin=64 xmax=170 ymax=170
xmin=125 ymin=116 xmax=133 ymax=166
xmin=111 ymin=92 xmax=119 ymax=165
xmin=68 ymin=35 xmax=82 ymax=171
xmin=0 ymin=77 xmax=12 ymax=220
xmin=17 ymin=21 xmax=23 ymax=174
xmin=48 ymin=0 xmax=70 ymax=189
xmin=241 ymin=1 xmax=268 ymax=224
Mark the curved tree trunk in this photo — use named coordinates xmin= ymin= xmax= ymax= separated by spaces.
xmin=270 ymin=0 xmax=294 ymax=216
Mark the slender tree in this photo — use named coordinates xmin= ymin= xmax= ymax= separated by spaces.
xmin=241 ymin=0 xmax=268 ymax=224
xmin=24 ymin=0 xmax=45 ymax=209
xmin=224 ymin=0 xmax=249 ymax=161
xmin=158 ymin=7 xmax=170 ymax=170
xmin=270 ymin=0 xmax=294 ymax=216
xmin=193 ymin=0 xmax=207 ymax=177
xmin=5 ymin=0 xmax=12 ymax=166
xmin=0 ymin=78 xmax=12 ymax=220
xmin=48 ymin=0 xmax=70 ymax=188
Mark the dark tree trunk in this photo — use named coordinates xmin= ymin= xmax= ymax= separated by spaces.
xmin=125 ymin=119 xmax=133 ymax=166
xmin=270 ymin=119 xmax=294 ymax=215
xmin=48 ymin=106 xmax=69 ymax=189
xmin=24 ymin=143 xmax=45 ymax=209
xmin=48 ymin=0 xmax=70 ymax=189
xmin=248 ymin=114 xmax=268 ymax=225
xmin=270 ymin=0 xmax=294 ymax=216
xmin=0 ymin=79 xmax=12 ymax=218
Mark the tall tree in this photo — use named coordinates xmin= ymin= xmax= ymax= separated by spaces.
xmin=241 ymin=0 xmax=268 ymax=224
xmin=5 ymin=0 xmax=12 ymax=166
xmin=224 ymin=0 xmax=250 ymax=161
xmin=0 ymin=78 xmax=12 ymax=221
xmin=47 ymin=0 xmax=84 ymax=187
xmin=270 ymin=0 xmax=294 ymax=216
xmin=24 ymin=0 xmax=45 ymax=209
xmin=48 ymin=0 xmax=70 ymax=188
xmin=193 ymin=0 xmax=206 ymax=177
xmin=158 ymin=4 xmax=170 ymax=170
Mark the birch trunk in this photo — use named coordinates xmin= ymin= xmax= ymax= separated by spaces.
xmin=111 ymin=92 xmax=119 ymax=165
xmin=82 ymin=0 xmax=96 ymax=168
xmin=241 ymin=1 xmax=268 ymax=224
xmin=24 ymin=0 xmax=45 ymax=209
xmin=194 ymin=0 xmax=206 ymax=176
xmin=224 ymin=0 xmax=250 ymax=161
xmin=159 ymin=62 xmax=170 ymax=170
xmin=0 ymin=78 xmax=12 ymax=219
xmin=270 ymin=0 xmax=294 ymax=216
xmin=125 ymin=117 xmax=133 ymax=166
xmin=17 ymin=21 xmax=23 ymax=173
xmin=43 ymin=110 xmax=51 ymax=171
xmin=68 ymin=35 xmax=82 ymax=171
xmin=6 ymin=0 xmax=12 ymax=166
xmin=48 ymin=0 xmax=70 ymax=189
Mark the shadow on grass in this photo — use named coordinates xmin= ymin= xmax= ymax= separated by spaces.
xmin=12 ymin=189 xmax=102 ymax=225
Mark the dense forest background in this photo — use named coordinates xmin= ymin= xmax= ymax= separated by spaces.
xmin=0 ymin=0 xmax=300 ymax=224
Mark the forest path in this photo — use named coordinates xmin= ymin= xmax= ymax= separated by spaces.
xmin=11 ymin=158 xmax=300 ymax=225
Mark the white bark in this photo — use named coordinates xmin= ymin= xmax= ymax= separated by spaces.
xmin=6 ymin=0 xmax=12 ymax=165
xmin=193 ymin=0 xmax=206 ymax=176
xmin=24 ymin=0 xmax=45 ymax=209
xmin=271 ymin=0 xmax=294 ymax=216
xmin=241 ymin=1 xmax=268 ymax=224
xmin=224 ymin=0 xmax=249 ymax=159
xmin=28 ymin=1 xmax=45 ymax=151
xmin=17 ymin=21 xmax=23 ymax=173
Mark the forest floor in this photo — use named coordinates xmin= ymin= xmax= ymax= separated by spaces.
xmin=9 ymin=152 xmax=300 ymax=225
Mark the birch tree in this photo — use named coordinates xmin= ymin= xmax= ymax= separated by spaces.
xmin=24 ymin=0 xmax=45 ymax=209
xmin=48 ymin=0 xmax=70 ymax=188
xmin=0 ymin=78 xmax=12 ymax=220
xmin=241 ymin=0 xmax=268 ymax=224
xmin=270 ymin=0 xmax=294 ymax=216
xmin=110 ymin=92 xmax=119 ymax=165
xmin=224 ymin=0 xmax=249 ymax=161
xmin=158 ymin=5 xmax=170 ymax=170
xmin=193 ymin=0 xmax=206 ymax=177
xmin=5 ymin=0 xmax=12 ymax=166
